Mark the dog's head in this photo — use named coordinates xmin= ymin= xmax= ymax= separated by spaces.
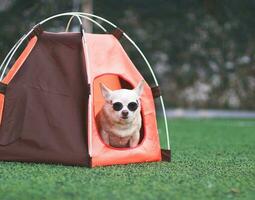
xmin=100 ymin=81 xmax=144 ymax=123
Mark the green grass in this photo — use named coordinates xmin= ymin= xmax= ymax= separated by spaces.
xmin=0 ymin=118 xmax=255 ymax=200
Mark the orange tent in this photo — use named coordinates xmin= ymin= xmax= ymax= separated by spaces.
xmin=0 ymin=12 xmax=170 ymax=167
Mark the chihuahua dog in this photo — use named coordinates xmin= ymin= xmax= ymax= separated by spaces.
xmin=97 ymin=81 xmax=144 ymax=148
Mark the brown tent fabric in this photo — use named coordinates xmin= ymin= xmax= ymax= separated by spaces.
xmin=0 ymin=32 xmax=89 ymax=166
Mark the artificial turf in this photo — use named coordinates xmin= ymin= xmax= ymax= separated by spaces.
xmin=0 ymin=118 xmax=254 ymax=200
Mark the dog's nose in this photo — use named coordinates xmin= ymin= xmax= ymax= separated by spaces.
xmin=121 ymin=110 xmax=129 ymax=117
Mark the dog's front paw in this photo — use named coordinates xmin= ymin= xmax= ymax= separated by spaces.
xmin=129 ymin=132 xmax=140 ymax=148
xmin=101 ymin=130 xmax=110 ymax=145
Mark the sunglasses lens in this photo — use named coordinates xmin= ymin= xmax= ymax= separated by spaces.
xmin=113 ymin=102 xmax=123 ymax=111
xmin=128 ymin=102 xmax=138 ymax=111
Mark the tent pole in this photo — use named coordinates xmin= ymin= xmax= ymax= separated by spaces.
xmin=0 ymin=35 xmax=25 ymax=72
xmin=65 ymin=15 xmax=107 ymax=33
xmin=0 ymin=28 xmax=35 ymax=80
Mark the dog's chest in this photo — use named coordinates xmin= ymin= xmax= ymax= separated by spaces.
xmin=106 ymin=123 xmax=138 ymax=137
xmin=109 ymin=134 xmax=131 ymax=148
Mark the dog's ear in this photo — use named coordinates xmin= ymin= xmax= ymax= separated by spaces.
xmin=100 ymin=83 xmax=112 ymax=101
xmin=134 ymin=80 xmax=144 ymax=97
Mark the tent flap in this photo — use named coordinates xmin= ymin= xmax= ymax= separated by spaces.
xmin=85 ymin=34 xmax=162 ymax=167
xmin=0 ymin=32 xmax=89 ymax=166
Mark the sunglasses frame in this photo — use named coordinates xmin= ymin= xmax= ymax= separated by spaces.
xmin=111 ymin=100 xmax=139 ymax=112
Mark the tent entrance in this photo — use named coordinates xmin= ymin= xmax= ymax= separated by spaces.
xmin=93 ymin=74 xmax=145 ymax=148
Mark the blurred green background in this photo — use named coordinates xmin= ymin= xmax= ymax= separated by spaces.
xmin=0 ymin=0 xmax=254 ymax=110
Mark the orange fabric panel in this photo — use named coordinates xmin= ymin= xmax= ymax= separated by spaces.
xmin=84 ymin=34 xmax=162 ymax=167
xmin=0 ymin=36 xmax=38 ymax=124
xmin=0 ymin=94 xmax=4 ymax=124
xmin=2 ymin=36 xmax=38 ymax=84
xmin=93 ymin=75 xmax=121 ymax=116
